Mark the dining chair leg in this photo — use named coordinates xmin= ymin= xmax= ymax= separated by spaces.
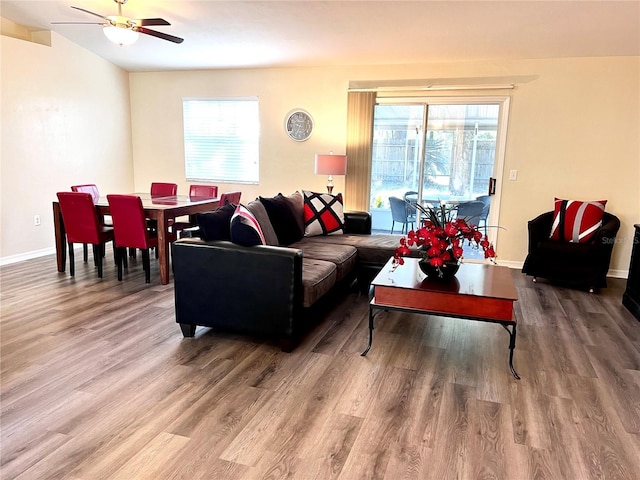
xmin=129 ymin=248 xmax=137 ymax=259
xmin=83 ymin=244 xmax=88 ymax=263
xmin=390 ymin=221 xmax=395 ymax=234
xmin=142 ymin=249 xmax=151 ymax=283
xmin=93 ymin=244 xmax=101 ymax=267
xmin=68 ymin=242 xmax=75 ymax=277
xmin=93 ymin=244 xmax=104 ymax=278
xmin=116 ymin=247 xmax=124 ymax=281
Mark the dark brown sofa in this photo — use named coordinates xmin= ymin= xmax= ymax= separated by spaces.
xmin=172 ymin=209 xmax=404 ymax=350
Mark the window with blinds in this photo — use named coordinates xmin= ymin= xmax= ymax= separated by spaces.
xmin=183 ymin=98 xmax=259 ymax=184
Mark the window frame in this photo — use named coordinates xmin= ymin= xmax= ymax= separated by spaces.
xmin=182 ymin=97 xmax=260 ymax=185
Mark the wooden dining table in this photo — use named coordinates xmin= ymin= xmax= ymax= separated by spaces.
xmin=52 ymin=193 xmax=220 ymax=285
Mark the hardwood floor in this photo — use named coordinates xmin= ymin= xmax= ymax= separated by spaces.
xmin=2 ymin=251 xmax=640 ymax=479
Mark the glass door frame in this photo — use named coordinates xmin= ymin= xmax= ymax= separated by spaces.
xmin=375 ymin=95 xmax=511 ymax=251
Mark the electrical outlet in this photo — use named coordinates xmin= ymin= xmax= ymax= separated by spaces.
xmin=34 ymin=215 xmax=41 ymax=226
xmin=509 ymin=169 xmax=518 ymax=181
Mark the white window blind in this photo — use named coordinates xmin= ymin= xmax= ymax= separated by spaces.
xmin=183 ymin=98 xmax=259 ymax=184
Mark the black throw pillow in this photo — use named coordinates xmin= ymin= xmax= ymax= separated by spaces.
xmin=259 ymin=194 xmax=304 ymax=246
xmin=196 ymin=203 xmax=236 ymax=241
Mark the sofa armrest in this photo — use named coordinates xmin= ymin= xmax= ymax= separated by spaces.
xmin=172 ymin=238 xmax=303 ymax=340
xmin=344 ymin=211 xmax=372 ymax=234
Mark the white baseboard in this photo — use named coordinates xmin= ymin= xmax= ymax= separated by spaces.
xmin=493 ymin=259 xmax=524 ymax=270
xmin=0 ymin=247 xmax=56 ymax=266
xmin=468 ymin=259 xmax=628 ymax=279
xmin=606 ymin=269 xmax=628 ymax=279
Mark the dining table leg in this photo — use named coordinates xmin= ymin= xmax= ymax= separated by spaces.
xmin=53 ymin=202 xmax=66 ymax=272
xmin=156 ymin=210 xmax=170 ymax=285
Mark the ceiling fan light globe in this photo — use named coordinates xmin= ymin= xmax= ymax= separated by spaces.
xmin=103 ymin=25 xmax=139 ymax=45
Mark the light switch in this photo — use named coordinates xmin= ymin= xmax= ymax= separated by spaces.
xmin=509 ymin=169 xmax=518 ymax=181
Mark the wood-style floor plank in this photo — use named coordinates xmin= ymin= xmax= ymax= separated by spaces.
xmin=2 ymin=252 xmax=640 ymax=479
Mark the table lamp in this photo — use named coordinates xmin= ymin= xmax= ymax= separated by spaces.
xmin=314 ymin=153 xmax=347 ymax=194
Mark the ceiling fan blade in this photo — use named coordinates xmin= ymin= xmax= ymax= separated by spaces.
xmin=71 ymin=6 xmax=109 ymax=21
xmin=136 ymin=18 xmax=170 ymax=27
xmin=135 ymin=26 xmax=184 ymax=44
xmin=51 ymin=21 xmax=104 ymax=25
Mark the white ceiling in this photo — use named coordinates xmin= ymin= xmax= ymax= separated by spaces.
xmin=1 ymin=0 xmax=639 ymax=72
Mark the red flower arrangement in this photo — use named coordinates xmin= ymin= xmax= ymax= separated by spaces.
xmin=393 ymin=203 xmax=497 ymax=273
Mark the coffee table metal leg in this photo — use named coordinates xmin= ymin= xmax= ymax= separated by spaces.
xmin=361 ymin=305 xmax=375 ymax=356
xmin=502 ymin=323 xmax=520 ymax=379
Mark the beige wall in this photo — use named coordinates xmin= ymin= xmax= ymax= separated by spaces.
xmin=2 ymin=32 xmax=637 ymax=275
xmin=1 ymin=31 xmax=134 ymax=262
xmin=129 ymin=67 xmax=350 ymax=199
xmin=130 ymin=57 xmax=639 ymax=275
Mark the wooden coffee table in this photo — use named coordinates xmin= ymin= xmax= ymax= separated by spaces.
xmin=362 ymin=257 xmax=520 ymax=379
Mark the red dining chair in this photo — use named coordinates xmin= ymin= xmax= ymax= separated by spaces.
xmin=70 ymin=184 xmax=100 ymax=203
xmin=189 ymin=184 xmax=218 ymax=199
xmin=149 ymin=183 xmax=177 ymax=221
xmin=172 ymin=185 xmax=219 ymax=234
xmin=219 ymin=191 xmax=241 ymax=207
xmin=56 ymin=192 xmax=114 ymax=279
xmin=107 ymin=194 xmax=176 ymax=283
xmin=147 ymin=182 xmax=179 ymax=246
xmin=150 ymin=182 xmax=178 ymax=197
xmin=71 ymin=184 xmax=107 ymax=262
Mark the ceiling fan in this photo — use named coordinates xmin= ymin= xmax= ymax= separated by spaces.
xmin=52 ymin=0 xmax=184 ymax=45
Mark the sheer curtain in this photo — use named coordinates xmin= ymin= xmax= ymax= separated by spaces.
xmin=345 ymin=91 xmax=376 ymax=212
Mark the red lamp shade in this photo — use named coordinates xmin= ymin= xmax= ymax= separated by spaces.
xmin=314 ymin=154 xmax=347 ymax=175
xmin=315 ymin=153 xmax=347 ymax=193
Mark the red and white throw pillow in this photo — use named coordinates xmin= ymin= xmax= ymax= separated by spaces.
xmin=549 ymin=198 xmax=607 ymax=243
xmin=303 ymin=190 xmax=345 ymax=236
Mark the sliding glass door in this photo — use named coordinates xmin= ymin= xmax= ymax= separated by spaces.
xmin=422 ymin=104 xmax=499 ymax=200
xmin=370 ymin=104 xmax=425 ymax=211
xmin=370 ymin=98 xmax=509 ymax=254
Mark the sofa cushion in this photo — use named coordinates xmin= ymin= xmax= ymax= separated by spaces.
xmin=246 ymin=199 xmax=279 ymax=246
xmin=298 ymin=233 xmax=418 ymax=266
xmin=230 ymin=204 xmax=266 ymax=246
xmin=259 ymin=194 xmax=304 ymax=246
xmin=283 ymin=191 xmax=305 ymax=236
xmin=550 ymin=198 xmax=607 ymax=244
xmin=290 ymin=240 xmax=357 ymax=281
xmin=196 ymin=203 xmax=235 ymax=241
xmin=303 ymin=190 xmax=345 ymax=236
xmin=301 ymin=258 xmax=337 ymax=308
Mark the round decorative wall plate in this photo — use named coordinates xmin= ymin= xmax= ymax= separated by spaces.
xmin=284 ymin=109 xmax=314 ymax=142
